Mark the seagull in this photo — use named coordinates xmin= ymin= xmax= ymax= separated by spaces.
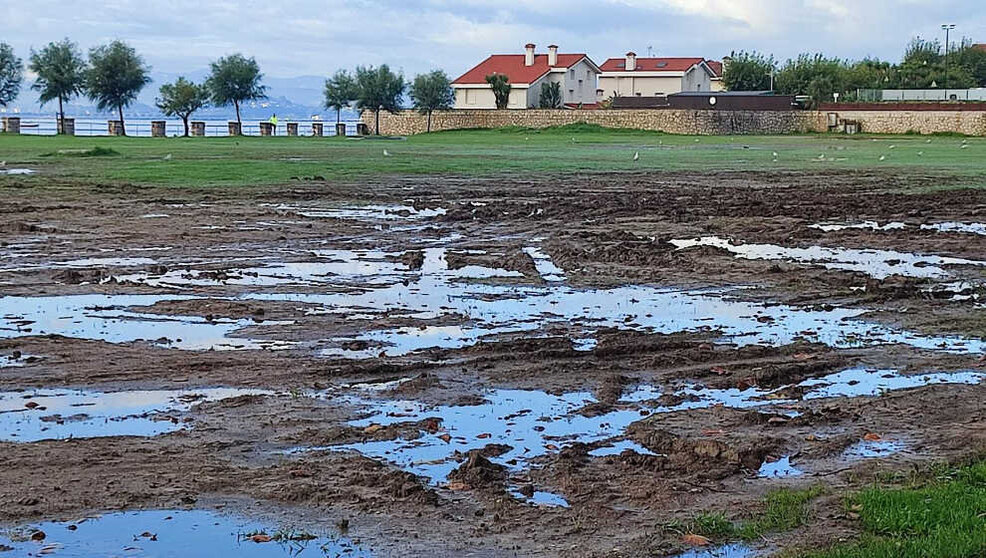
xmin=383 ymin=149 xmax=391 ymax=157
xmin=917 ymin=151 xmax=924 ymax=156
xmin=772 ymin=151 xmax=778 ymax=158
xmin=818 ymin=154 xmax=825 ymax=160
xmin=0 ymin=160 xmax=5 ymax=168
xmin=926 ymin=139 xmax=932 ymax=143
xmin=633 ymin=151 xmax=639 ymax=162
xmin=961 ymin=144 xmax=969 ymax=149
xmin=879 ymin=155 xmax=886 ymax=161
xmin=889 ymin=145 xmax=896 ymax=149
xmin=163 ymin=153 xmax=172 ymax=161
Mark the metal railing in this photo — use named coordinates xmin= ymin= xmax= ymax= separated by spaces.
xmin=9 ymin=118 xmax=361 ymax=137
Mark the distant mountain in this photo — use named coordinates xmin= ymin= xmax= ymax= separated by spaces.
xmin=4 ymin=70 xmax=360 ymax=121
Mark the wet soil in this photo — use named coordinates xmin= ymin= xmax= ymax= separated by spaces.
xmin=2 ymin=170 xmax=986 ymax=556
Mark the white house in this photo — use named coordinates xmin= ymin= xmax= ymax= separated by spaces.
xmin=597 ymin=53 xmax=717 ymax=99
xmin=452 ymin=44 xmax=601 ymax=109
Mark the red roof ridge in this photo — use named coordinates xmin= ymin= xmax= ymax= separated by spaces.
xmin=452 ymin=53 xmax=593 ymax=85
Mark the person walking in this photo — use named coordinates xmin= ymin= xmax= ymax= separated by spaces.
xmin=268 ymin=113 xmax=278 ymax=136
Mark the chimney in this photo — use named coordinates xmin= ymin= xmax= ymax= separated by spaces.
xmin=548 ymin=44 xmax=558 ymax=66
xmin=625 ymin=51 xmax=637 ymax=71
xmin=525 ymin=43 xmax=536 ymax=66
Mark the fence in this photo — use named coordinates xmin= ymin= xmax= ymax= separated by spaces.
xmin=857 ymin=88 xmax=986 ymax=102
xmin=2 ymin=118 xmax=362 ymax=137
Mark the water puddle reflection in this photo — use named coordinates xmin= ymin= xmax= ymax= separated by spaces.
xmin=0 ymin=509 xmax=369 ymax=557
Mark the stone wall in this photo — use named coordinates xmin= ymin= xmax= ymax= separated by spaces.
xmin=363 ymin=109 xmax=825 ymax=136
xmin=820 ymin=110 xmax=986 ymax=135
xmin=361 ymin=108 xmax=986 ymax=136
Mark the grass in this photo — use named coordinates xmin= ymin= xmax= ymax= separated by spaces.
xmin=806 ymin=461 xmax=986 ymax=558
xmin=2 ymin=126 xmax=986 ymax=188
xmin=668 ymin=485 xmax=824 ymax=543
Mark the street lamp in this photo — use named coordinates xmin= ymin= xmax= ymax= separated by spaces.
xmin=942 ymin=23 xmax=956 ymax=91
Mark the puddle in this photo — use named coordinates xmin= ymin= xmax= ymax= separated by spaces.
xmin=810 ymin=221 xmax=907 ymax=232
xmin=1 ymin=257 xmax=158 ymax=273
xmin=0 ymin=387 xmax=270 ymax=441
xmin=0 ymin=168 xmax=35 ymax=175
xmin=522 ymin=247 xmax=566 ymax=282
xmin=294 ymin=367 xmax=981 ymax=488
xmin=141 ymin=213 xmax=170 ymax=219
xmin=671 ymin=236 xmax=986 ymax=279
xmin=268 ymin=203 xmax=446 ymax=221
xmin=0 ymin=509 xmax=369 ymax=557
xmin=0 ymin=293 xmax=293 ymax=350
xmin=843 ymin=438 xmax=905 ymax=460
xmin=758 ymin=455 xmax=803 ymax=478
xmin=675 ymin=543 xmax=758 ymax=558
xmin=508 ymin=489 xmax=570 ymax=508
xmin=811 ymin=221 xmax=986 ymax=237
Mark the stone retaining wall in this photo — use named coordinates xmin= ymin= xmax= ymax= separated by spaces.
xmin=363 ymin=109 xmax=825 ymax=136
xmin=361 ymin=108 xmax=986 ymax=136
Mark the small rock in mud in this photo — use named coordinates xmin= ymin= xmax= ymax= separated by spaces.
xmin=399 ymin=250 xmax=425 ymax=270
xmin=448 ymin=449 xmax=507 ymax=488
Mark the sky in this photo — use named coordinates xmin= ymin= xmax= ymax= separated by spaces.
xmin=3 ymin=0 xmax=986 ymax=81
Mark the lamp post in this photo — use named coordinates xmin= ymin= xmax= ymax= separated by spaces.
xmin=942 ymin=23 xmax=956 ymax=91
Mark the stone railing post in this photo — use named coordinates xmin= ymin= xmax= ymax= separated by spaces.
xmin=1 ymin=117 xmax=21 ymax=134
xmin=259 ymin=122 xmax=272 ymax=136
xmin=356 ymin=123 xmax=369 ymax=136
xmin=311 ymin=122 xmax=323 ymax=136
xmin=228 ymin=121 xmax=242 ymax=136
xmin=335 ymin=123 xmax=346 ymax=137
xmin=58 ymin=118 xmax=75 ymax=135
xmin=190 ymin=121 xmax=205 ymax=136
xmin=151 ymin=120 xmax=166 ymax=137
xmin=108 ymin=120 xmax=123 ymax=136
xmin=286 ymin=122 xmax=298 ymax=136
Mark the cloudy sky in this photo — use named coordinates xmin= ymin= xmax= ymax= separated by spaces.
xmin=4 ymin=0 xmax=986 ymax=80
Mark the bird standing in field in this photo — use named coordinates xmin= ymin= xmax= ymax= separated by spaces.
xmin=383 ymin=149 xmax=391 ymax=157
xmin=0 ymin=160 xmax=5 ymax=168
xmin=879 ymin=155 xmax=886 ymax=161
xmin=163 ymin=154 xmax=172 ymax=161
xmin=633 ymin=151 xmax=639 ymax=162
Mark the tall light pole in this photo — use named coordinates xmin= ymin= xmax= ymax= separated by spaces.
xmin=942 ymin=23 xmax=956 ymax=91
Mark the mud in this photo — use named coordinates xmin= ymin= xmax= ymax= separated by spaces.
xmin=2 ymin=169 xmax=986 ymax=556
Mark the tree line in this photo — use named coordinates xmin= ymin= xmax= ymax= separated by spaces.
xmin=723 ymin=38 xmax=986 ymax=104
xmin=0 ymin=39 xmax=455 ymax=135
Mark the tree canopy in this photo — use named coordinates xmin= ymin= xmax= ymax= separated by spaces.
xmin=409 ymin=70 xmax=454 ymax=131
xmin=485 ymin=73 xmax=510 ymax=109
xmin=0 ymin=43 xmax=23 ymax=108
xmin=355 ymin=65 xmax=406 ymax=135
xmin=722 ymin=50 xmax=776 ymax=91
xmin=538 ymin=81 xmax=562 ymax=108
xmin=29 ymin=39 xmax=87 ymax=130
xmin=323 ymin=70 xmax=358 ymax=124
xmin=157 ymin=77 xmax=210 ymax=136
xmin=206 ymin=54 xmax=267 ymax=130
xmin=85 ymin=40 xmax=150 ymax=135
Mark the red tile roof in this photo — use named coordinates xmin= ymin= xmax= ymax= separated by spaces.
xmin=706 ymin=60 xmax=723 ymax=78
xmin=974 ymin=44 xmax=986 ymax=52
xmin=453 ymin=54 xmax=590 ymax=85
xmin=599 ymin=57 xmax=705 ymax=73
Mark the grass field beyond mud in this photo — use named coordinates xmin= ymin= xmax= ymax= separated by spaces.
xmin=2 ymin=124 xmax=986 ymax=187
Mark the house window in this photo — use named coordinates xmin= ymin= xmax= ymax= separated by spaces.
xmin=570 ymin=69 xmax=575 ymax=79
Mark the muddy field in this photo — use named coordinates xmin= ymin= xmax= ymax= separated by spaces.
xmin=2 ymin=169 xmax=986 ymax=556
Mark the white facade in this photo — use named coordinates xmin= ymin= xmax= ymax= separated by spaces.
xmin=598 ymin=65 xmax=713 ymax=99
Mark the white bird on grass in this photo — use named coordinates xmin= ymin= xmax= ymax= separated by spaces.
xmin=918 ymin=151 xmax=924 ymax=156
xmin=961 ymin=144 xmax=969 ymax=149
xmin=879 ymin=155 xmax=886 ymax=161
xmin=383 ymin=149 xmax=391 ymax=157
xmin=889 ymin=145 xmax=896 ymax=149
xmin=163 ymin=153 xmax=172 ymax=161
xmin=772 ymin=151 xmax=778 ymax=158
xmin=633 ymin=151 xmax=639 ymax=162
xmin=0 ymin=160 xmax=5 ymax=168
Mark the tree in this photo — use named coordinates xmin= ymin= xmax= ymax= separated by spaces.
xmin=774 ymin=53 xmax=849 ymax=107
xmin=952 ymin=41 xmax=986 ymax=87
xmin=409 ymin=70 xmax=453 ymax=132
xmin=29 ymin=39 xmax=87 ymax=133
xmin=539 ymin=81 xmax=562 ymax=108
xmin=206 ymin=54 xmax=267 ymax=133
xmin=485 ymin=73 xmax=510 ymax=109
xmin=0 ymin=43 xmax=22 ymax=108
xmin=323 ymin=70 xmax=358 ymax=124
xmin=354 ymin=65 xmax=406 ymax=135
xmin=85 ymin=40 xmax=151 ymax=136
xmin=156 ymin=77 xmax=209 ymax=137
xmin=722 ymin=50 xmax=776 ymax=91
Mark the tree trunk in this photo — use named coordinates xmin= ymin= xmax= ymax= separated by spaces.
xmin=182 ymin=115 xmax=190 ymax=137
xmin=336 ymin=108 xmax=341 ymax=124
xmin=375 ymin=109 xmax=380 ymax=135
xmin=234 ymin=101 xmax=241 ymax=134
xmin=58 ymin=96 xmax=64 ymax=135
xmin=118 ymin=105 xmax=126 ymax=136
xmin=427 ymin=111 xmax=432 ymax=133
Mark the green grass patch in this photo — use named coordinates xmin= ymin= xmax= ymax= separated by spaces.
xmin=669 ymin=486 xmax=824 ymax=543
xmin=806 ymin=462 xmax=986 ymax=558
xmin=3 ymin=129 xmax=986 ymax=188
